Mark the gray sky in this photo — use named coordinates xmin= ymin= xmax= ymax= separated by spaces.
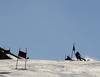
xmin=0 ymin=0 xmax=100 ymax=60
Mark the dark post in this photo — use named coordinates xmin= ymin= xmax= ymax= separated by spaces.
xmin=71 ymin=43 xmax=75 ymax=60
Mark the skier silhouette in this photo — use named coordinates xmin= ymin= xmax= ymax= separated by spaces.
xmin=65 ymin=56 xmax=72 ymax=60
xmin=75 ymin=51 xmax=86 ymax=61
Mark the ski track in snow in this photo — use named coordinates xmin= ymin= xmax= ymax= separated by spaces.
xmin=0 ymin=59 xmax=99 ymax=77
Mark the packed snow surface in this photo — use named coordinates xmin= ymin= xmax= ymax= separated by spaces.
xmin=0 ymin=59 xmax=100 ymax=77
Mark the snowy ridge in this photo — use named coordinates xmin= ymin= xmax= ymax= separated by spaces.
xmin=0 ymin=59 xmax=100 ymax=77
xmin=84 ymin=56 xmax=96 ymax=61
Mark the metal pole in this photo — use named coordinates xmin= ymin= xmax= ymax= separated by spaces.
xmin=16 ymin=58 xmax=18 ymax=69
xmin=71 ymin=50 xmax=73 ymax=60
xmin=25 ymin=48 xmax=27 ymax=70
xmin=16 ymin=48 xmax=20 ymax=69
xmin=9 ymin=47 xmax=11 ymax=54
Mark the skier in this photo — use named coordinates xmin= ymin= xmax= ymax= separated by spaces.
xmin=65 ymin=56 xmax=72 ymax=60
xmin=75 ymin=51 xmax=86 ymax=61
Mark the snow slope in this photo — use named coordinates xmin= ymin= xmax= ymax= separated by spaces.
xmin=0 ymin=59 xmax=100 ymax=77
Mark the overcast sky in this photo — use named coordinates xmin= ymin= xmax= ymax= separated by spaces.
xmin=0 ymin=0 xmax=100 ymax=60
